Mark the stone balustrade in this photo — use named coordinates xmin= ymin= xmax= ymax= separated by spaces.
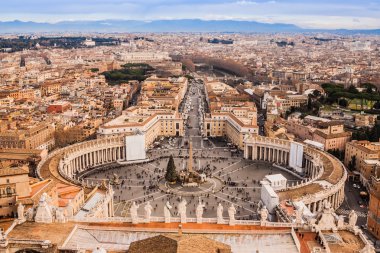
xmin=70 ymin=215 xmax=302 ymax=228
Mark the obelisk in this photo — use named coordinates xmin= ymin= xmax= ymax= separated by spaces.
xmin=188 ymin=140 xmax=193 ymax=173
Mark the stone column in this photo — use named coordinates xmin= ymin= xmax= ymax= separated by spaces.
xmin=264 ymin=147 xmax=268 ymax=161
xmin=257 ymin=146 xmax=261 ymax=160
xmin=269 ymin=148 xmax=273 ymax=162
xmin=276 ymin=149 xmax=279 ymax=163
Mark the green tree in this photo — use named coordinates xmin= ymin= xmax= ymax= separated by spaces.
xmin=307 ymin=95 xmax=312 ymax=110
xmin=165 ymin=155 xmax=178 ymax=183
xmin=348 ymin=85 xmax=359 ymax=94
xmin=338 ymin=98 xmax=348 ymax=108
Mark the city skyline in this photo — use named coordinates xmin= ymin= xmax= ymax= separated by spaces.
xmin=0 ymin=0 xmax=379 ymax=30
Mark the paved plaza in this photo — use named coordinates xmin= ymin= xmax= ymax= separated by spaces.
xmin=82 ymin=149 xmax=300 ymax=220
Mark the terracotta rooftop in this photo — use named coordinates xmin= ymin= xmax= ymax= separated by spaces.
xmin=0 ymin=166 xmax=29 ymax=177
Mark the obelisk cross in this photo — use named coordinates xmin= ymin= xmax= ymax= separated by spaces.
xmin=188 ymin=140 xmax=193 ymax=173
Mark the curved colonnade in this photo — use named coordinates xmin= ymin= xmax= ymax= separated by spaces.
xmin=244 ymin=136 xmax=347 ymax=212
xmin=37 ymin=136 xmax=125 ymax=187
xmin=38 ymin=135 xmax=347 ymax=216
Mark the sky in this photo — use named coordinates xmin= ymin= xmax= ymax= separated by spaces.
xmin=1 ymin=0 xmax=380 ymax=29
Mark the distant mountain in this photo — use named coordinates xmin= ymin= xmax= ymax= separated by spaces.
xmin=0 ymin=19 xmax=379 ymax=34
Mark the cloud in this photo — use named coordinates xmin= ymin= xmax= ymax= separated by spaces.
xmin=236 ymin=0 xmax=258 ymax=5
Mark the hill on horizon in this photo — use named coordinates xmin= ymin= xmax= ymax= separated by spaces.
xmin=0 ymin=19 xmax=379 ymax=34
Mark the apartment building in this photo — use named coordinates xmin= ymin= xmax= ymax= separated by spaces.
xmin=0 ymin=165 xmax=31 ymax=218
xmin=203 ymin=81 xmax=258 ymax=149
xmin=345 ymin=140 xmax=380 ymax=185
xmin=0 ymin=122 xmax=55 ymax=150
xmin=0 ymin=88 xmax=35 ymax=100
xmin=367 ymin=172 xmax=380 ymax=241
xmin=139 ymin=76 xmax=188 ymax=111
xmin=97 ymin=106 xmax=184 ymax=147
xmin=41 ymin=82 xmax=62 ymax=96
xmin=312 ymin=121 xmax=351 ymax=151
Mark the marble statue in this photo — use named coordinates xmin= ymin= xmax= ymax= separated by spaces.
xmin=17 ymin=203 xmax=25 ymax=221
xmin=228 ymin=204 xmax=236 ymax=226
xmin=196 ymin=198 xmax=205 ymax=224
xmin=144 ymin=201 xmax=153 ymax=223
xmin=260 ymin=206 xmax=269 ymax=222
xmin=130 ymin=201 xmax=140 ymax=224
xmin=337 ymin=215 xmax=345 ymax=229
xmin=316 ymin=200 xmax=337 ymax=231
xmin=164 ymin=201 xmax=172 ymax=223
xmin=348 ymin=210 xmax=358 ymax=227
xmin=217 ymin=203 xmax=224 ymax=224
xmin=55 ymin=208 xmax=66 ymax=223
xmin=178 ymin=198 xmax=187 ymax=223
xmin=34 ymin=193 xmax=53 ymax=223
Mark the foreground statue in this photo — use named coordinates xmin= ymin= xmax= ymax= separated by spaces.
xmin=144 ymin=201 xmax=153 ymax=223
xmin=130 ymin=201 xmax=140 ymax=224
xmin=228 ymin=204 xmax=236 ymax=226
xmin=164 ymin=201 xmax=172 ymax=223
xmin=260 ymin=206 xmax=269 ymax=223
xmin=217 ymin=203 xmax=224 ymax=224
xmin=178 ymin=198 xmax=187 ymax=223
xmin=17 ymin=203 xmax=25 ymax=222
xmin=196 ymin=198 xmax=206 ymax=224
xmin=349 ymin=210 xmax=358 ymax=227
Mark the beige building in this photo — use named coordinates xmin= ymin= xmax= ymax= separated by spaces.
xmin=312 ymin=121 xmax=351 ymax=151
xmin=0 ymin=88 xmax=35 ymax=101
xmin=97 ymin=76 xmax=187 ymax=147
xmin=0 ymin=122 xmax=55 ymax=150
xmin=345 ymin=140 xmax=380 ymax=184
xmin=0 ymin=165 xmax=31 ymax=218
xmin=41 ymin=82 xmax=62 ymax=96
xmin=98 ymin=106 xmax=184 ymax=148
xmin=204 ymin=81 xmax=258 ymax=149
xmin=139 ymin=76 xmax=188 ymax=111
xmin=266 ymin=94 xmax=308 ymax=113
xmin=204 ymin=112 xmax=258 ymax=149
xmin=354 ymin=113 xmax=377 ymax=128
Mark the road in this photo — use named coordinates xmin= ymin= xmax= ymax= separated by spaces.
xmin=180 ymin=79 xmax=206 ymax=149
